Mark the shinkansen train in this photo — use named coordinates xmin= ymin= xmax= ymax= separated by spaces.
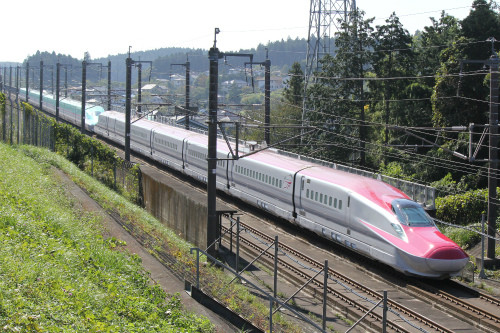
xmin=95 ymin=110 xmax=469 ymax=279
xmin=19 ymin=88 xmax=104 ymax=130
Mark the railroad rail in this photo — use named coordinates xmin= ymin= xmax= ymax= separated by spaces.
xmin=222 ymin=219 xmax=500 ymax=333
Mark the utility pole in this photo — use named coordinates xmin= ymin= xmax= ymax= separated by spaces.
xmin=51 ymin=66 xmax=54 ymax=95
xmin=107 ymin=60 xmax=112 ymax=110
xmin=124 ymin=51 xmax=152 ymax=161
xmin=56 ymin=63 xmax=60 ymax=121
xmin=9 ymin=66 xmax=12 ymax=98
xmin=16 ymin=66 xmax=20 ymax=145
xmin=137 ymin=63 xmax=142 ymax=114
xmin=39 ymin=60 xmax=43 ymax=110
xmin=25 ymin=63 xmax=29 ymax=101
xmin=245 ymin=50 xmax=271 ymax=144
xmin=264 ymin=56 xmax=270 ymax=144
xmin=82 ymin=60 xmax=105 ymax=132
xmin=125 ymin=48 xmax=132 ymax=162
xmin=64 ymin=65 xmax=69 ymax=98
xmin=171 ymin=58 xmax=191 ymax=130
xmin=487 ymin=39 xmax=499 ymax=260
xmin=134 ymin=60 xmax=152 ymax=115
xmin=81 ymin=60 xmax=87 ymax=132
xmin=207 ymin=28 xmax=223 ymax=258
xmin=460 ymin=37 xmax=499 ymax=264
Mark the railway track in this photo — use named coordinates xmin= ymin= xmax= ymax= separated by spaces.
xmin=221 ymin=219 xmax=500 ymax=333
xmin=127 ymin=153 xmax=499 ymax=332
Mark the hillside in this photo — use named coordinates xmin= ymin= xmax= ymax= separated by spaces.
xmin=0 ymin=143 xmax=214 ymax=332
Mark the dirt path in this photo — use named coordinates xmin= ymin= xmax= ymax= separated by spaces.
xmin=52 ymin=168 xmax=237 ymax=332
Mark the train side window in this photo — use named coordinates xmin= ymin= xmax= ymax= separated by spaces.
xmin=315 ymin=192 xmax=318 ymax=201
xmin=320 ymin=193 xmax=323 ymax=202
xmin=334 ymin=198 xmax=337 ymax=208
xmin=311 ymin=190 xmax=314 ymax=199
xmin=329 ymin=197 xmax=332 ymax=206
xmin=279 ymin=180 xmax=282 ymax=188
xmin=339 ymin=200 xmax=343 ymax=210
xmin=323 ymin=195 xmax=327 ymax=205
xmin=306 ymin=189 xmax=310 ymax=198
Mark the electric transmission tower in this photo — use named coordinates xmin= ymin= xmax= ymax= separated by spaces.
xmin=302 ymin=0 xmax=357 ymax=139
xmin=304 ymin=0 xmax=357 ymax=79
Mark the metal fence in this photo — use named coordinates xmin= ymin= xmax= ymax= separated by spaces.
xmin=191 ymin=213 xmax=429 ymax=333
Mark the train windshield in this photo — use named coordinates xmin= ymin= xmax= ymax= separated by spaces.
xmin=391 ymin=199 xmax=434 ymax=227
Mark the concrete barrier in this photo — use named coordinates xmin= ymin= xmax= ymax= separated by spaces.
xmin=140 ymin=164 xmax=233 ymax=250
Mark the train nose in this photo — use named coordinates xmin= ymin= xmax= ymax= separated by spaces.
xmin=428 ymin=246 xmax=468 ymax=260
xmin=425 ymin=246 xmax=469 ymax=273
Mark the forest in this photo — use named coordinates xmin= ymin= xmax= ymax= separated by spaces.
xmin=275 ymin=0 xmax=500 ymax=202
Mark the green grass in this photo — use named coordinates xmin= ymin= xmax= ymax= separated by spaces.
xmin=0 ymin=144 xmax=301 ymax=332
xmin=0 ymin=143 xmax=213 ymax=332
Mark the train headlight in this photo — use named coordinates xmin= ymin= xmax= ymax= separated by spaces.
xmin=391 ymin=223 xmax=404 ymax=237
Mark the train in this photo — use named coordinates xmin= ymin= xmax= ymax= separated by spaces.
xmin=19 ymin=88 xmax=105 ymax=130
xmin=3 ymin=86 xmax=469 ymax=278
xmin=94 ymin=110 xmax=469 ymax=279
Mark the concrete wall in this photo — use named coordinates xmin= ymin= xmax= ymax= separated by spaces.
xmin=140 ymin=164 xmax=233 ymax=250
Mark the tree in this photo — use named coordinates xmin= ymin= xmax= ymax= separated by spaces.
xmin=305 ymin=9 xmax=374 ymax=165
xmin=283 ymin=62 xmax=304 ymax=106
xmin=432 ymin=0 xmax=500 ymax=129
xmin=461 ymin=0 xmax=500 ymax=60
xmin=415 ymin=11 xmax=461 ymax=79
xmin=371 ymin=13 xmax=416 ymax=144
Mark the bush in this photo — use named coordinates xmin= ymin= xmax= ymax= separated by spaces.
xmin=435 ymin=188 xmax=488 ymax=225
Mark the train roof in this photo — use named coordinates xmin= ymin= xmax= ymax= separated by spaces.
xmin=100 ymin=110 xmax=434 ymax=209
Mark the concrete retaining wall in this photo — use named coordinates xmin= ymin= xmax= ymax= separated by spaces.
xmin=140 ymin=164 xmax=233 ymax=250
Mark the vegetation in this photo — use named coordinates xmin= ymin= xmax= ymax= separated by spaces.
xmin=0 ymin=141 xmax=299 ymax=332
xmin=0 ymin=142 xmax=213 ymax=332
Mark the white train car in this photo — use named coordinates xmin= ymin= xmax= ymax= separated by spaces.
xmin=95 ymin=111 xmax=468 ymax=278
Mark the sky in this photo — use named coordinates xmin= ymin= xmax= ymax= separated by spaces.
xmin=1 ymin=0 xmax=476 ymax=63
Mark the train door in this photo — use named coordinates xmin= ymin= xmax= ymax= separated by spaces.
xmin=150 ymin=129 xmax=155 ymax=155
xmin=346 ymin=192 xmax=352 ymax=237
xmin=293 ymin=175 xmax=306 ymax=218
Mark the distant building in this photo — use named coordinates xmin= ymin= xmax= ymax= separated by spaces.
xmin=221 ymin=79 xmax=249 ymax=93
xmin=141 ymin=83 xmax=167 ymax=95
xmin=255 ymin=76 xmax=284 ymax=91
xmin=169 ymin=74 xmax=185 ymax=88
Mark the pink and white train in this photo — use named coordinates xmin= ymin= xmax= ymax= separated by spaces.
xmin=95 ymin=111 xmax=469 ymax=279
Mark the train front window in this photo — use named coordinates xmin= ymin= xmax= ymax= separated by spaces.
xmin=392 ymin=199 xmax=433 ymax=227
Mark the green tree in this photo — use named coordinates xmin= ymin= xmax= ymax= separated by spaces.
xmin=371 ymin=13 xmax=416 ymax=144
xmin=305 ymin=9 xmax=374 ymax=165
xmin=283 ymin=62 xmax=304 ymax=106
xmin=461 ymin=0 xmax=500 ymax=60
xmin=415 ymin=11 xmax=461 ymax=78
xmin=432 ymin=0 xmax=500 ymax=129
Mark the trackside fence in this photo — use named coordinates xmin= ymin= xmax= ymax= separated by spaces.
xmin=190 ymin=213 xmax=421 ymax=333
xmin=0 ymin=91 xmax=143 ymax=206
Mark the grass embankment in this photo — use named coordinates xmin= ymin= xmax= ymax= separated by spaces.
xmin=0 ymin=144 xmax=299 ymax=332
xmin=0 ymin=143 xmax=213 ymax=332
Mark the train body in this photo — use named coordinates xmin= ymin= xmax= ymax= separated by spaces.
xmin=19 ymin=88 xmax=104 ymax=130
xmin=95 ymin=111 xmax=469 ymax=279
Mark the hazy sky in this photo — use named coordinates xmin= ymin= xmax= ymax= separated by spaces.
xmin=1 ymin=0 xmax=475 ymax=62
